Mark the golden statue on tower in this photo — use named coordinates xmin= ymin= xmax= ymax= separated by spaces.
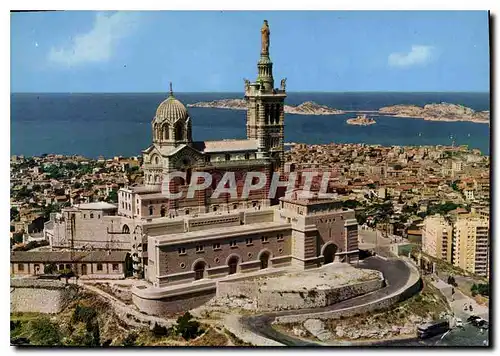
xmin=261 ymin=20 xmax=270 ymax=55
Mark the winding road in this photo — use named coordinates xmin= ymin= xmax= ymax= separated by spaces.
xmin=240 ymin=256 xmax=415 ymax=346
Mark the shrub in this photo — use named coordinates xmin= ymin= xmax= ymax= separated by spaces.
xmin=73 ymin=305 xmax=97 ymax=325
xmin=122 ymin=332 xmax=138 ymax=346
xmin=151 ymin=323 xmax=169 ymax=337
xmin=28 ymin=318 xmax=61 ymax=346
xmin=44 ymin=263 xmax=57 ymax=274
xmin=175 ymin=312 xmax=203 ymax=341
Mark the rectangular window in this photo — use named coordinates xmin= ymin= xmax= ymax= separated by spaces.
xmin=112 ymin=264 xmax=119 ymax=271
xmin=246 ymin=238 xmax=253 ymax=246
xmin=18 ymin=263 xmax=24 ymax=272
xmin=178 ymin=247 xmax=186 ymax=255
xmin=213 ymin=243 xmax=221 ymax=250
xmin=261 ymin=236 xmax=269 ymax=243
xmin=205 ymin=156 xmax=211 ymax=163
xmin=277 ymin=234 xmax=284 ymax=241
xmin=225 ymin=154 xmax=231 ymax=161
xmin=230 ymin=240 xmax=237 ymax=248
xmin=97 ymin=263 xmax=103 ymax=271
xmin=84 ymin=214 xmax=86 ymax=219
xmin=196 ymin=245 xmax=204 ymax=252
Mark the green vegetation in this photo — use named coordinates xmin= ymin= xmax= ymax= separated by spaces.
xmin=12 ymin=231 xmax=24 ymax=244
xmin=471 ymin=283 xmax=489 ymax=297
xmin=106 ymin=189 xmax=118 ymax=203
xmin=175 ymin=312 xmax=203 ymax=341
xmin=427 ymin=202 xmax=460 ymax=216
xmin=10 ymin=207 xmax=20 ymax=221
xmin=121 ymin=332 xmax=138 ymax=346
xmin=342 ymin=199 xmax=360 ymax=209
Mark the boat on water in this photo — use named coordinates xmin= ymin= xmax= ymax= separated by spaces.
xmin=417 ymin=320 xmax=450 ymax=339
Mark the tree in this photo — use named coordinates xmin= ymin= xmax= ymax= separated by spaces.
xmin=122 ymin=332 xmax=138 ymax=346
xmin=175 ymin=312 xmax=202 ymax=341
xmin=152 ymin=323 xmax=170 ymax=337
xmin=106 ymin=190 xmax=118 ymax=203
xmin=44 ymin=263 xmax=57 ymax=274
xmin=12 ymin=231 xmax=24 ymax=244
xmin=10 ymin=207 xmax=19 ymax=221
xmin=471 ymin=283 xmax=489 ymax=297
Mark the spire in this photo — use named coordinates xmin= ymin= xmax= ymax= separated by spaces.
xmin=169 ymin=82 xmax=174 ymax=97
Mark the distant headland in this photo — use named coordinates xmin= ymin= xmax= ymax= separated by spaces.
xmin=187 ymin=100 xmax=344 ymax=115
xmin=187 ymin=99 xmax=489 ymax=124
xmin=378 ymin=102 xmax=490 ymax=124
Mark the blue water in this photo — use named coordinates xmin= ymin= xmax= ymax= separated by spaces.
xmin=10 ymin=92 xmax=490 ymax=158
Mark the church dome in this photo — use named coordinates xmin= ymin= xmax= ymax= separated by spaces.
xmin=154 ymin=85 xmax=188 ymax=124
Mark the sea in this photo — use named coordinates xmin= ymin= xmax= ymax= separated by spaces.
xmin=10 ymin=92 xmax=490 ymax=158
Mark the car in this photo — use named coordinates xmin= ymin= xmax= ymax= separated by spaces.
xmin=467 ymin=315 xmax=480 ymax=323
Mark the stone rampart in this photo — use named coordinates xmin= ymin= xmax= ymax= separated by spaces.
xmin=274 ymin=258 xmax=421 ymax=324
xmin=214 ymin=272 xmax=384 ymax=311
xmin=10 ymin=278 xmax=77 ymax=314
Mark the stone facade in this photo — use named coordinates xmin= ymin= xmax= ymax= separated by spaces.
xmin=37 ymin=21 xmax=360 ymax=314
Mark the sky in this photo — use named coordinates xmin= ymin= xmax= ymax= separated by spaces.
xmin=11 ymin=11 xmax=490 ymax=92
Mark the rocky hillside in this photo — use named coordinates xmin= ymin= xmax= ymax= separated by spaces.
xmin=188 ymin=99 xmax=344 ymax=116
xmin=378 ymin=102 xmax=489 ymax=124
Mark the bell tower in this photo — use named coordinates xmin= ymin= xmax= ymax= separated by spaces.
xmin=245 ymin=20 xmax=287 ymax=173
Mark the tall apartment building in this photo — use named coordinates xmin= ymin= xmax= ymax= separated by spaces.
xmin=422 ymin=213 xmax=490 ymax=278
xmin=422 ymin=215 xmax=453 ymax=262
xmin=453 ymin=215 xmax=489 ymax=277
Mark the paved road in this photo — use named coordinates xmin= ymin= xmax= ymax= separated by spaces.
xmin=240 ymin=256 xmax=413 ymax=346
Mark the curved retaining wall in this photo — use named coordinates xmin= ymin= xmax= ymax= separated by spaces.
xmin=216 ymin=274 xmax=384 ymax=311
xmin=274 ymin=258 xmax=421 ymax=324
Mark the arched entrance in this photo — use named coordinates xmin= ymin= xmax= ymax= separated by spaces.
xmin=259 ymin=251 xmax=270 ymax=270
xmin=323 ymin=243 xmax=338 ymax=264
xmin=194 ymin=261 xmax=206 ymax=280
xmin=228 ymin=256 xmax=239 ymax=275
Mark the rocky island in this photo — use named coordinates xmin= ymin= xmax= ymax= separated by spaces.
xmin=187 ymin=99 xmax=344 ymax=115
xmin=378 ymin=102 xmax=490 ymax=124
xmin=346 ymin=115 xmax=376 ymax=126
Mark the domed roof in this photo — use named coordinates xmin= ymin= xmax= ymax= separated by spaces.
xmin=154 ymin=83 xmax=188 ymax=124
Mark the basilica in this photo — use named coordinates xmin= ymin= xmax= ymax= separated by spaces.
xmin=42 ymin=21 xmax=360 ymax=315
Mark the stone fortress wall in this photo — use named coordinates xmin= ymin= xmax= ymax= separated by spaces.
xmin=213 ymin=264 xmax=384 ymax=311
xmin=273 ymin=258 xmax=422 ymax=324
xmin=10 ymin=278 xmax=78 ymax=314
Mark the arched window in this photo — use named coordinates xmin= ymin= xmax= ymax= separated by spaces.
xmin=225 ymin=154 xmax=231 ymax=161
xmin=175 ymin=122 xmax=184 ymax=141
xmin=155 ymin=156 xmax=159 ymax=165
xmin=163 ymin=124 xmax=169 ymax=140
xmin=122 ymin=225 xmax=130 ymax=234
